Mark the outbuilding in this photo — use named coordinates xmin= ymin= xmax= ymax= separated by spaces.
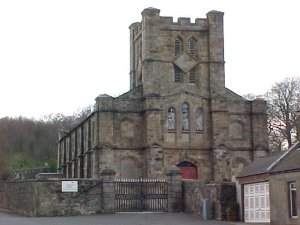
xmin=237 ymin=141 xmax=300 ymax=224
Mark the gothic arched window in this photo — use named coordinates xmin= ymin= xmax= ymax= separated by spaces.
xmin=189 ymin=38 xmax=196 ymax=56
xmin=189 ymin=67 xmax=196 ymax=84
xmin=174 ymin=66 xmax=181 ymax=83
xmin=167 ymin=107 xmax=176 ymax=130
xmin=196 ymin=108 xmax=204 ymax=131
xmin=182 ymin=103 xmax=189 ymax=131
xmin=174 ymin=39 xmax=181 ymax=56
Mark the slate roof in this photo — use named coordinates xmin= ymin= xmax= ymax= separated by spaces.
xmin=236 ymin=152 xmax=284 ymax=178
xmin=271 ymin=143 xmax=300 ymax=173
xmin=237 ymin=141 xmax=300 ymax=178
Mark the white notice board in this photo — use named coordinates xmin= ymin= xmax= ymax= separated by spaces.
xmin=62 ymin=181 xmax=78 ymax=192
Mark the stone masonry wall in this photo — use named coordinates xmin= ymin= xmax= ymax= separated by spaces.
xmin=13 ymin=167 xmax=50 ymax=180
xmin=183 ymin=180 xmax=236 ymax=220
xmin=0 ymin=179 xmax=104 ymax=217
xmin=183 ymin=180 xmax=208 ymax=218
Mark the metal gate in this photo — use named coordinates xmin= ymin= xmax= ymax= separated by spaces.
xmin=115 ymin=178 xmax=168 ymax=212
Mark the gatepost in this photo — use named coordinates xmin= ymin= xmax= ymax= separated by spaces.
xmin=166 ymin=166 xmax=183 ymax=212
xmin=99 ymin=166 xmax=116 ymax=213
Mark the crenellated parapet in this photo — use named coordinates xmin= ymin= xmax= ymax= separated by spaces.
xmin=129 ymin=8 xmax=223 ymax=42
xmin=140 ymin=7 xmax=211 ymax=31
xmin=160 ymin=17 xmax=208 ymax=31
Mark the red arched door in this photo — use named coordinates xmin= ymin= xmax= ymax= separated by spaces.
xmin=176 ymin=161 xmax=198 ymax=180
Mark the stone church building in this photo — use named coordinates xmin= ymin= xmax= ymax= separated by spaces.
xmin=57 ymin=8 xmax=268 ymax=182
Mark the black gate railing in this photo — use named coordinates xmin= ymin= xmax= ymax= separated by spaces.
xmin=115 ymin=178 xmax=168 ymax=212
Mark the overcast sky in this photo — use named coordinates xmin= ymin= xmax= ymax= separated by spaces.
xmin=0 ymin=0 xmax=299 ymax=119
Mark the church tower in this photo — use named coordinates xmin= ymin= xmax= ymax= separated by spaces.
xmin=129 ymin=8 xmax=225 ymax=97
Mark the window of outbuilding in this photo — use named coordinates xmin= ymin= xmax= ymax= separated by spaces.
xmin=289 ymin=182 xmax=298 ymax=218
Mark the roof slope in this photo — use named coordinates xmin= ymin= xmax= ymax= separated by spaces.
xmin=237 ymin=152 xmax=284 ymax=177
xmin=237 ymin=141 xmax=300 ymax=177
xmin=270 ymin=143 xmax=300 ymax=173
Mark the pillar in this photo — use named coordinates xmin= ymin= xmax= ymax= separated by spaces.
xmin=99 ymin=166 xmax=116 ymax=213
xmin=166 ymin=166 xmax=183 ymax=212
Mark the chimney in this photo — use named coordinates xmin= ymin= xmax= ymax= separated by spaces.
xmin=296 ymin=110 xmax=300 ymax=141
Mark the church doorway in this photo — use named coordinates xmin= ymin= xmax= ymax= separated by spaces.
xmin=176 ymin=161 xmax=198 ymax=180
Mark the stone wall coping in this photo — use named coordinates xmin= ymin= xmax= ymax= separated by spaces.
xmin=1 ymin=178 xmax=103 ymax=184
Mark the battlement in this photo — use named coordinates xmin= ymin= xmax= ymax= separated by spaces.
xmin=159 ymin=16 xmax=208 ymax=30
xmin=130 ymin=8 xmax=223 ymax=34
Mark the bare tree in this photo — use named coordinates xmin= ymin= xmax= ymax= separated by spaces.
xmin=243 ymin=93 xmax=264 ymax=101
xmin=265 ymin=77 xmax=300 ymax=150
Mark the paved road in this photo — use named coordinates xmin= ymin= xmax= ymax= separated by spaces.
xmin=0 ymin=211 xmax=259 ymax=225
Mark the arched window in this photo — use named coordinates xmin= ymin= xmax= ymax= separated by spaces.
xmin=182 ymin=103 xmax=189 ymax=131
xmin=189 ymin=67 xmax=196 ymax=84
xmin=174 ymin=66 xmax=181 ymax=83
xmin=189 ymin=38 xmax=196 ymax=56
xmin=196 ymin=108 xmax=204 ymax=131
xmin=174 ymin=39 xmax=181 ymax=56
xmin=167 ymin=107 xmax=176 ymax=130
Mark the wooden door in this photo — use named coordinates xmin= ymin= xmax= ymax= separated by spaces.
xmin=244 ymin=182 xmax=270 ymax=223
xmin=177 ymin=161 xmax=198 ymax=180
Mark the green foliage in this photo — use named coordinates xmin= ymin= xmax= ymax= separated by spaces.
xmin=47 ymin=158 xmax=58 ymax=172
xmin=225 ymin=200 xmax=238 ymax=213
xmin=0 ymin=107 xmax=91 ymax=176
xmin=10 ymin=153 xmax=45 ymax=170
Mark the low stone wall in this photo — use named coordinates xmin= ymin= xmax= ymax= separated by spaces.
xmin=182 ymin=180 xmax=236 ymax=220
xmin=183 ymin=180 xmax=206 ymax=217
xmin=0 ymin=181 xmax=10 ymax=211
xmin=0 ymin=167 xmax=237 ymax=220
xmin=0 ymin=179 xmax=104 ymax=216
xmin=13 ymin=167 xmax=50 ymax=180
